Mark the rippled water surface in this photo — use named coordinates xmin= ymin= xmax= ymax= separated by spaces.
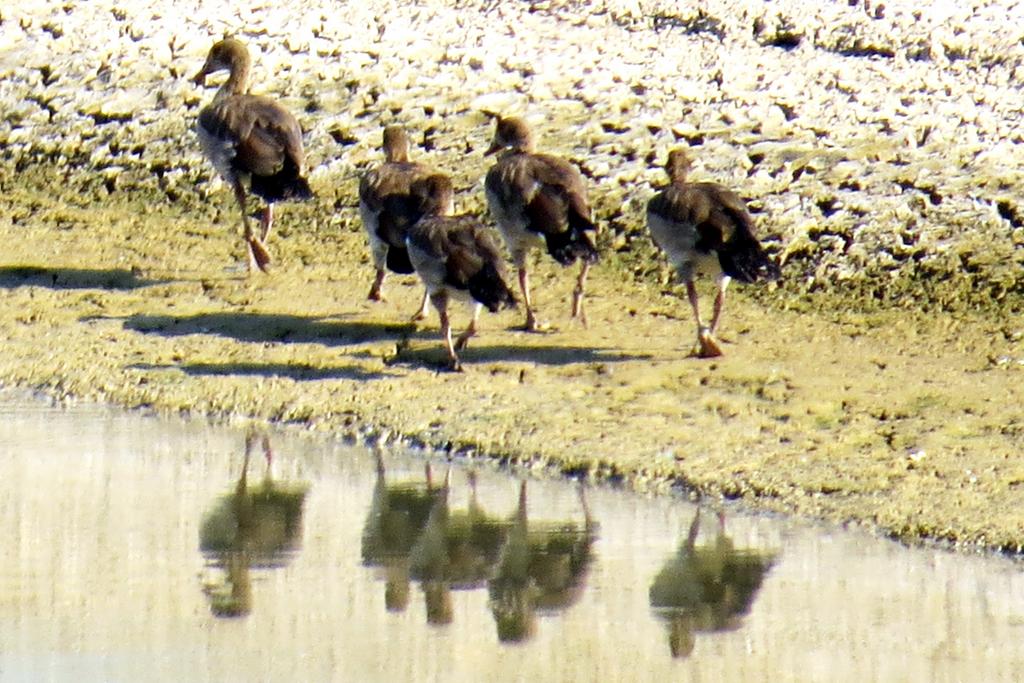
xmin=2 ymin=395 xmax=1023 ymax=682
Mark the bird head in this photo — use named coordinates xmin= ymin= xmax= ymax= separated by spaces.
xmin=665 ymin=148 xmax=694 ymax=183
xmin=485 ymin=116 xmax=534 ymax=156
xmin=193 ymin=38 xmax=249 ymax=86
xmin=381 ymin=126 xmax=411 ymax=163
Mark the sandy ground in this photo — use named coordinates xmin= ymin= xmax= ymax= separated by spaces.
xmin=1 ymin=1 xmax=1024 ymax=552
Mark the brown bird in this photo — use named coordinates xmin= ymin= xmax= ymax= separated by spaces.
xmin=649 ymin=509 xmax=776 ymax=658
xmin=192 ymin=38 xmax=313 ymax=273
xmin=646 ymin=148 xmax=780 ymax=358
xmin=199 ymin=431 xmax=308 ymax=617
xmin=484 ymin=117 xmax=599 ymax=331
xmin=488 ymin=481 xmax=597 ymax=643
xmin=358 ymin=126 xmax=439 ymax=319
xmin=406 ymin=174 xmax=517 ymax=372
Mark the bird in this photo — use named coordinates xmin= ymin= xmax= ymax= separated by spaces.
xmin=649 ymin=509 xmax=776 ymax=658
xmin=646 ymin=148 xmax=780 ymax=358
xmin=361 ymin=458 xmax=448 ymax=613
xmin=484 ymin=116 xmax=599 ymax=331
xmin=192 ymin=38 xmax=313 ymax=273
xmin=408 ymin=470 xmax=510 ymax=592
xmin=487 ymin=481 xmax=597 ymax=643
xmin=199 ymin=431 xmax=308 ymax=617
xmin=358 ymin=125 xmax=441 ymax=319
xmin=405 ymin=174 xmax=517 ymax=372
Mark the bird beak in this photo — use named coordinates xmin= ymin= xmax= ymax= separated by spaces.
xmin=192 ymin=55 xmax=216 ymax=85
xmin=483 ymin=139 xmax=502 ymax=156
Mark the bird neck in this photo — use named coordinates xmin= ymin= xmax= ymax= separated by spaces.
xmin=666 ymin=156 xmax=693 ymax=186
xmin=385 ymin=147 xmax=409 ymax=164
xmin=422 ymin=195 xmax=454 ymax=217
xmin=512 ymin=139 xmax=534 ymax=154
xmin=221 ymin=57 xmax=251 ymax=96
xmin=668 ymin=166 xmax=691 ymax=186
xmin=497 ymin=143 xmax=531 ymax=160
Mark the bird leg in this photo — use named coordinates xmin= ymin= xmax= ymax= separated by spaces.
xmin=368 ymin=267 xmax=387 ymax=301
xmin=455 ymin=303 xmax=481 ymax=351
xmin=578 ymin=485 xmax=594 ymax=530
xmin=250 ymin=204 xmax=274 ymax=271
xmin=238 ymin=431 xmax=254 ymax=495
xmin=571 ymin=261 xmax=591 ymax=327
xmin=686 ymin=280 xmax=722 ymax=358
xmin=684 ymin=509 xmax=702 ymax=553
xmin=233 ymin=181 xmax=270 ymax=273
xmin=260 ymin=434 xmax=273 ymax=483
xmin=517 ymin=262 xmax=548 ymax=332
xmin=410 ymin=288 xmax=430 ymax=321
xmin=432 ymin=293 xmax=462 ymax=372
xmin=517 ymin=480 xmax=528 ymax=523
xmin=708 ymin=276 xmax=731 ymax=337
xmin=259 ymin=204 xmax=274 ymax=243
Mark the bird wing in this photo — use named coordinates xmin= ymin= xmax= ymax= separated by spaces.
xmin=360 ymin=162 xmax=436 ymax=246
xmin=440 ymin=218 xmax=494 ymax=288
xmin=359 ymin=161 xmax=429 ymax=211
xmin=651 ymin=183 xmax=753 ymax=252
xmin=410 ymin=216 xmax=501 ymax=289
xmin=487 ymin=153 xmax=591 ymax=237
xmin=655 ymin=182 xmax=777 ymax=283
xmin=530 ymin=153 xmax=592 ymax=223
xmin=202 ymin=94 xmax=305 ymax=177
xmin=376 ymin=193 xmax=422 ymax=248
xmin=697 ymin=183 xmax=756 ymax=252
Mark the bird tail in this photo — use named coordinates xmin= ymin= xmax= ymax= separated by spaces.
xmin=546 ymin=212 xmax=599 ymax=266
xmin=719 ymin=230 xmax=780 ymax=283
xmin=385 ymin=245 xmax=415 ymax=275
xmin=250 ymin=158 xmax=314 ymax=202
xmin=468 ymin=262 xmax=517 ymax=313
xmin=280 ymin=176 xmax=314 ymax=201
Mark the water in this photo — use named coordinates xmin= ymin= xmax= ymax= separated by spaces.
xmin=1 ymin=395 xmax=1023 ymax=682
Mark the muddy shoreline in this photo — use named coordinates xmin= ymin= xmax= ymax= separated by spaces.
xmin=1 ymin=1 xmax=1023 ymax=553
xmin=2 ymin=165 xmax=1023 ymax=556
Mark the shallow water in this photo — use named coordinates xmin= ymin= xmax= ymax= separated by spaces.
xmin=1 ymin=395 xmax=1023 ymax=683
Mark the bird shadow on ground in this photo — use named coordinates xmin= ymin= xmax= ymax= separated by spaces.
xmin=0 ymin=265 xmax=167 ymax=290
xmin=128 ymin=361 xmax=391 ymax=382
xmin=391 ymin=342 xmax=652 ymax=371
xmin=122 ymin=312 xmax=425 ymax=347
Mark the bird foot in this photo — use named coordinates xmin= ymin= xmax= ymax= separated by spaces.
xmin=409 ymin=309 xmax=428 ymax=322
xmin=446 ymin=357 xmax=464 ymax=373
xmin=522 ymin=314 xmax=552 ymax=333
xmin=367 ymin=288 xmax=386 ymax=302
xmin=571 ymin=307 xmax=589 ymax=329
xmin=248 ymin=238 xmax=272 ymax=274
xmin=696 ymin=330 xmax=724 ymax=358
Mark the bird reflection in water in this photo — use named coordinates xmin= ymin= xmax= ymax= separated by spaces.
xmin=199 ymin=430 xmax=309 ymax=618
xmin=488 ymin=482 xmax=598 ymax=644
xmin=361 ymin=455 xmax=448 ymax=613
xmin=648 ymin=510 xmax=776 ymax=658
xmin=362 ymin=465 xmax=598 ymax=638
xmin=408 ymin=471 xmax=511 ymax=626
